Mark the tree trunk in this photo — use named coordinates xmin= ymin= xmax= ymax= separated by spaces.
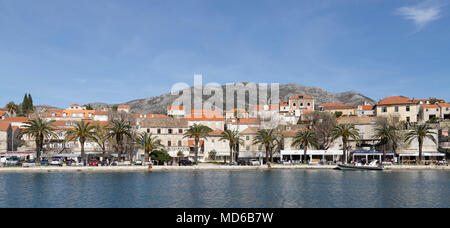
xmin=144 ymin=149 xmax=149 ymax=163
xmin=194 ymin=137 xmax=199 ymax=163
xmin=229 ymin=144 xmax=233 ymax=163
xmin=35 ymin=139 xmax=41 ymax=164
xmin=418 ymin=138 xmax=423 ymax=163
xmin=80 ymin=140 xmax=86 ymax=166
xmin=265 ymin=146 xmax=269 ymax=164
xmin=303 ymin=147 xmax=307 ymax=163
xmin=343 ymin=138 xmax=347 ymax=164
xmin=270 ymin=148 xmax=273 ymax=163
xmin=382 ymin=143 xmax=386 ymax=162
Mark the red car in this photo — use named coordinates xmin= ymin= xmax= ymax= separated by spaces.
xmin=88 ymin=160 xmax=99 ymax=166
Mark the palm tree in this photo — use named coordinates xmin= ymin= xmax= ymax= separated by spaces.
xmin=253 ymin=129 xmax=277 ymax=163
xmin=5 ymin=102 xmax=18 ymax=117
xmin=107 ymin=120 xmax=133 ymax=161
xmin=220 ymin=129 xmax=237 ymax=163
xmin=404 ymin=124 xmax=437 ymax=163
xmin=183 ymin=124 xmax=213 ymax=163
xmin=374 ymin=124 xmax=401 ymax=161
xmin=219 ymin=129 xmax=244 ymax=163
xmin=18 ymin=118 xmax=57 ymax=163
xmin=65 ymin=121 xmax=96 ymax=165
xmin=135 ymin=132 xmax=163 ymax=163
xmin=291 ymin=130 xmax=319 ymax=163
xmin=91 ymin=123 xmax=111 ymax=158
xmin=331 ymin=124 xmax=360 ymax=164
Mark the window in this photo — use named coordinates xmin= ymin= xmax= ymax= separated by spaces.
xmin=307 ymin=103 xmax=311 ymax=106
xmin=246 ymin=145 xmax=250 ymax=151
xmin=436 ymin=109 xmax=439 ymax=112
xmin=293 ymin=103 xmax=296 ymax=107
xmin=147 ymin=129 xmax=150 ymax=133
xmin=178 ymin=140 xmax=182 ymax=147
xmin=300 ymin=103 xmax=304 ymax=107
xmin=382 ymin=107 xmax=387 ymax=113
xmin=168 ymin=141 xmax=172 ymax=147
xmin=447 ymin=108 xmax=449 ymax=111
xmin=157 ymin=129 xmax=161 ymax=134
xmin=406 ymin=106 xmax=410 ymax=112
xmin=246 ymin=136 xmax=250 ymax=140
xmin=168 ymin=129 xmax=173 ymax=134
xmin=406 ymin=117 xmax=410 ymax=123
xmin=426 ymin=109 xmax=429 ymax=112
xmin=395 ymin=106 xmax=399 ymax=112
xmin=178 ymin=129 xmax=183 ymax=134
xmin=258 ymin=145 xmax=263 ymax=150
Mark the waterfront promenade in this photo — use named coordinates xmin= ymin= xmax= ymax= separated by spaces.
xmin=0 ymin=164 xmax=449 ymax=173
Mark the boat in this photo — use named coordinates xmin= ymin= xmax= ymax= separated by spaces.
xmin=336 ymin=160 xmax=384 ymax=171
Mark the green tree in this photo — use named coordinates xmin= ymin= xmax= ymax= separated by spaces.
xmin=18 ymin=118 xmax=57 ymax=163
xmin=135 ymin=132 xmax=163 ymax=163
xmin=151 ymin=150 xmax=171 ymax=164
xmin=91 ymin=123 xmax=111 ymax=157
xmin=253 ymin=129 xmax=277 ymax=163
xmin=5 ymin=102 xmax=19 ymax=116
xmin=404 ymin=124 xmax=437 ymax=163
xmin=219 ymin=129 xmax=242 ymax=163
xmin=335 ymin=111 xmax=343 ymax=118
xmin=374 ymin=123 xmax=401 ymax=161
xmin=107 ymin=120 xmax=133 ymax=161
xmin=65 ymin=121 xmax=96 ymax=165
xmin=291 ymin=130 xmax=319 ymax=163
xmin=183 ymin=124 xmax=213 ymax=163
xmin=331 ymin=124 xmax=360 ymax=164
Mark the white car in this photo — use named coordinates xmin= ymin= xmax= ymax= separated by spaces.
xmin=250 ymin=159 xmax=261 ymax=166
xmin=22 ymin=160 xmax=37 ymax=167
xmin=50 ymin=160 xmax=62 ymax=166
xmin=135 ymin=160 xmax=143 ymax=165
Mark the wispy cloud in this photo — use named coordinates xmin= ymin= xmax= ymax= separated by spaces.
xmin=396 ymin=1 xmax=443 ymax=31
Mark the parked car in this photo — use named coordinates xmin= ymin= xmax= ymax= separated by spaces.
xmin=237 ymin=159 xmax=250 ymax=166
xmin=229 ymin=161 xmax=238 ymax=166
xmin=134 ymin=160 xmax=143 ymax=165
xmin=50 ymin=159 xmax=62 ymax=166
xmin=40 ymin=159 xmax=50 ymax=166
xmin=22 ymin=160 xmax=36 ymax=167
xmin=249 ymin=159 xmax=261 ymax=166
xmin=179 ymin=160 xmax=193 ymax=166
xmin=6 ymin=157 xmax=20 ymax=166
xmin=167 ymin=160 xmax=176 ymax=166
xmin=88 ymin=160 xmax=99 ymax=166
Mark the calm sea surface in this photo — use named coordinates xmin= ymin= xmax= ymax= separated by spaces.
xmin=0 ymin=170 xmax=448 ymax=208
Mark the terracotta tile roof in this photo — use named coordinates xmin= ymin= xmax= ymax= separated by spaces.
xmin=94 ymin=111 xmax=108 ymax=115
xmin=0 ymin=108 xmax=8 ymax=111
xmin=289 ymin=94 xmax=313 ymax=100
xmin=422 ymin=104 xmax=440 ymax=109
xmin=280 ymin=101 xmax=289 ymax=107
xmin=134 ymin=113 xmax=167 ymax=118
xmin=167 ymin=106 xmax=185 ymax=111
xmin=70 ymin=104 xmax=80 ymax=107
xmin=227 ymin=118 xmax=260 ymax=125
xmin=118 ymin=105 xmax=129 ymax=109
xmin=0 ymin=122 xmax=10 ymax=131
xmin=225 ymin=108 xmax=247 ymax=113
xmin=254 ymin=104 xmax=279 ymax=111
xmin=376 ymin=96 xmax=419 ymax=105
xmin=0 ymin=117 xmax=31 ymax=122
xmin=0 ymin=111 xmax=6 ymax=116
xmin=184 ymin=114 xmax=224 ymax=121
xmin=336 ymin=116 xmax=377 ymax=125
xmin=302 ymin=110 xmax=314 ymax=115
xmin=140 ymin=117 xmax=188 ymax=128
xmin=438 ymin=103 xmax=450 ymax=108
xmin=282 ymin=129 xmax=306 ymax=137
xmin=240 ymin=127 xmax=260 ymax=135
xmin=320 ymin=103 xmax=356 ymax=110
xmin=361 ymin=105 xmax=374 ymax=110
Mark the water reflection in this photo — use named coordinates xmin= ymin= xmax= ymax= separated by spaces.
xmin=0 ymin=170 xmax=448 ymax=208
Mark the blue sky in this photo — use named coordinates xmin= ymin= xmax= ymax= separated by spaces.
xmin=0 ymin=0 xmax=449 ymax=107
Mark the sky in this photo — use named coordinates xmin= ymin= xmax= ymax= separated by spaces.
xmin=0 ymin=0 xmax=449 ymax=107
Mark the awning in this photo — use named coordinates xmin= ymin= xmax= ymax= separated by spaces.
xmin=351 ymin=151 xmax=395 ymax=156
xmin=188 ymin=140 xmax=204 ymax=147
xmin=281 ymin=150 xmax=343 ymax=156
xmin=398 ymin=152 xmax=445 ymax=157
